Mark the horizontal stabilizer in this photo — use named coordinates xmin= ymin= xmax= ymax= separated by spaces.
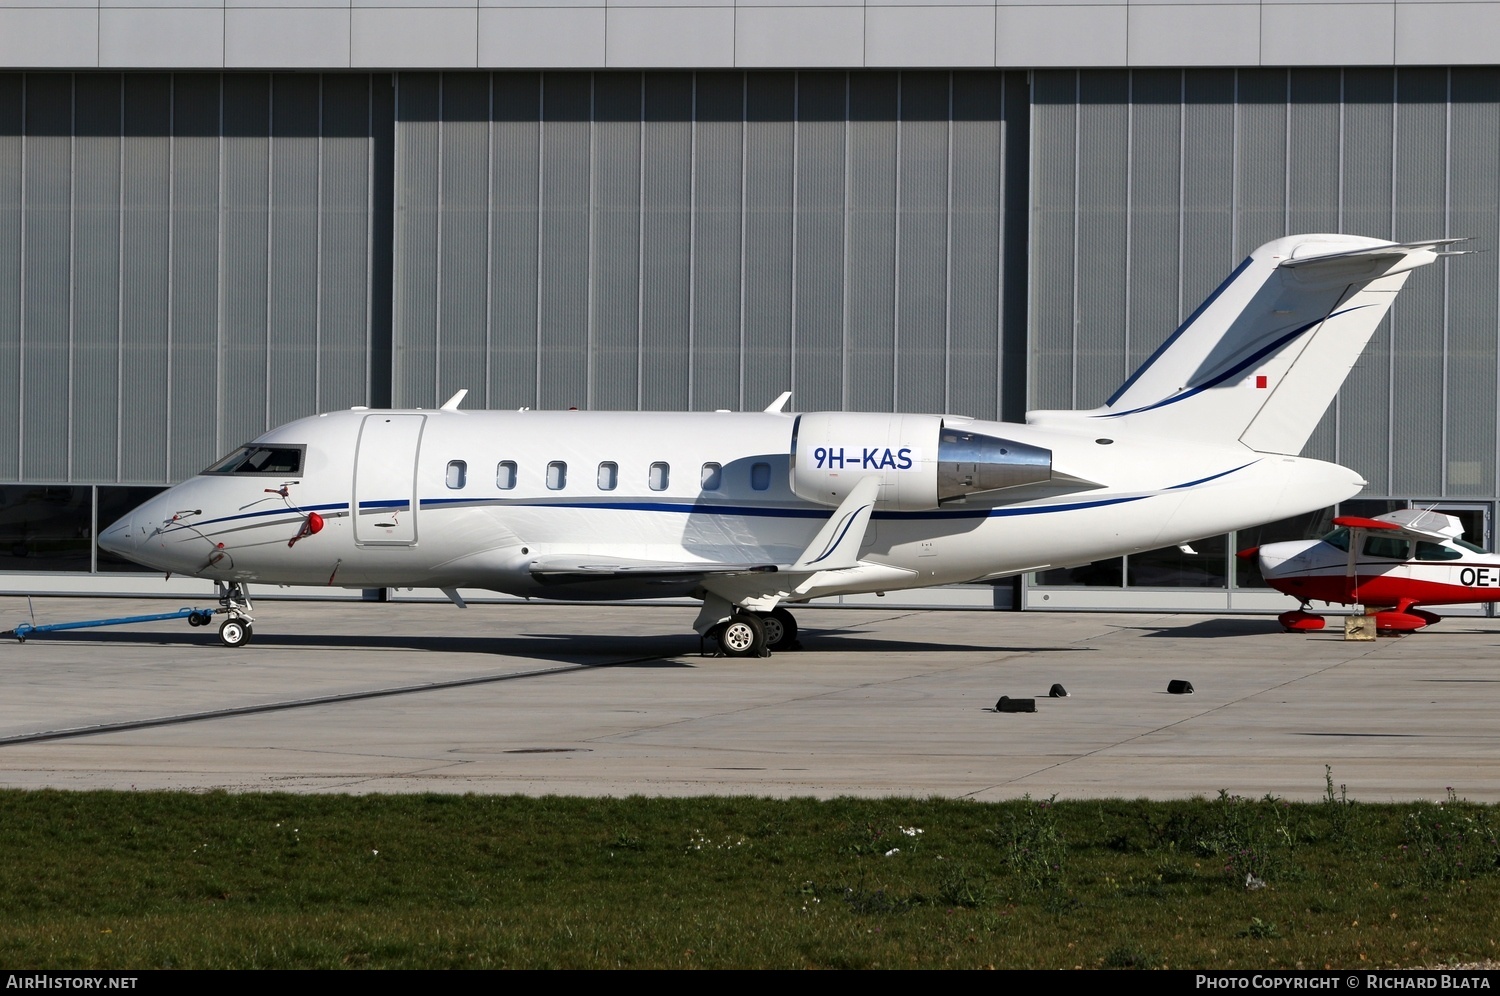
xmin=1278 ymin=239 xmax=1466 ymax=269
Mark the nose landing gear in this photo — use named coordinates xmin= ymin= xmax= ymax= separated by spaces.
xmin=214 ymin=581 xmax=255 ymax=648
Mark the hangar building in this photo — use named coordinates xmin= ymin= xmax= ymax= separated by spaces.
xmin=3 ymin=2 xmax=1499 ymax=613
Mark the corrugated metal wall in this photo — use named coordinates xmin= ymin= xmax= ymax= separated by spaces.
xmin=0 ymin=73 xmax=379 ymax=486
xmin=5 ymin=67 xmax=1496 ymax=508
xmin=1031 ymin=68 xmax=1500 ymax=500
xmin=391 ymin=71 xmax=1028 ymax=420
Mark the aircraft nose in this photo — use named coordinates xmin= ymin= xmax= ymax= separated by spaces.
xmin=1256 ymin=541 xmax=1307 ymax=577
xmin=97 ymin=513 xmax=133 ymax=557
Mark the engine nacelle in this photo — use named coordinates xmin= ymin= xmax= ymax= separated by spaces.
xmin=789 ymin=413 xmax=1053 ymax=510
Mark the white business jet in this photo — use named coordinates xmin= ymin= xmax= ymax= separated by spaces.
xmin=98 ymin=234 xmax=1462 ymax=655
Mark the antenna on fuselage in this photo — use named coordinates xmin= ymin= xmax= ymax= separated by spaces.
xmin=763 ymin=391 xmax=792 ymax=413
xmin=440 ymin=389 xmax=468 ymax=411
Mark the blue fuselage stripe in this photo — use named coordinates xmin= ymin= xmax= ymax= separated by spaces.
xmin=178 ymin=463 xmax=1256 ymax=533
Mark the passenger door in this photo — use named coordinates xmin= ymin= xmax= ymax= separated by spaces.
xmin=353 ymin=414 xmax=425 ymax=546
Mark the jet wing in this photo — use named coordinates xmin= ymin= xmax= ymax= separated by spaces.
xmin=529 ymin=477 xmax=885 ymax=602
xmin=528 ymin=557 xmax=780 ymax=586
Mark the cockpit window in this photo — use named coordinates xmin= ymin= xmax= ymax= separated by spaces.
xmin=1415 ymin=541 xmax=1462 ymax=562
xmin=1321 ymin=527 xmax=1350 ymax=552
xmin=202 ymin=445 xmax=304 ymax=476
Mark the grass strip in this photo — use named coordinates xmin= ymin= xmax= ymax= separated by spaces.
xmin=2 ymin=779 xmax=1498 ymax=969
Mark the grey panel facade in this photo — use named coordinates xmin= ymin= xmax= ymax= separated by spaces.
xmin=0 ymin=72 xmax=379 ymax=486
xmin=390 ymin=71 xmax=1025 ymax=418
xmin=5 ymin=64 xmax=1500 ymax=600
xmin=1030 ymin=67 xmax=1500 ymax=503
xmin=11 ymin=1 xmax=1500 ymax=71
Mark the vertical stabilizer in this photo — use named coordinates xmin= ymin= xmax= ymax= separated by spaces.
xmin=1053 ymin=235 xmax=1458 ymax=454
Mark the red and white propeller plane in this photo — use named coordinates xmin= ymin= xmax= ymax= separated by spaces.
xmin=1249 ymin=508 xmax=1496 ymax=632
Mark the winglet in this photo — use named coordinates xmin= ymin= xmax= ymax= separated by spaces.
xmin=792 ymin=476 xmax=880 ymax=571
xmin=763 ymin=391 xmax=792 ymax=413
xmin=440 ymin=389 xmax=468 ymax=411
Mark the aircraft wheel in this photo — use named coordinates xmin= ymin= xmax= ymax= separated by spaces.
xmin=219 ymin=618 xmax=253 ymax=648
xmin=718 ymin=614 xmax=767 ymax=657
xmin=758 ymin=607 xmax=799 ymax=651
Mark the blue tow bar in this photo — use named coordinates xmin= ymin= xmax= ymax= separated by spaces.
xmin=6 ymin=608 xmax=216 ymax=643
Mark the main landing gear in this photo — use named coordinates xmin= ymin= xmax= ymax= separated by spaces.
xmin=1278 ymin=602 xmax=1442 ymax=634
xmin=711 ymin=607 xmax=799 ymax=658
xmin=214 ymin=581 xmax=255 ymax=648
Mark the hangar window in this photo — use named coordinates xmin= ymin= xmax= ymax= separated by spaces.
xmin=701 ymin=463 xmax=722 ymax=491
xmin=649 ymin=462 xmax=670 ymax=491
xmin=446 ymin=461 xmax=467 ymax=489
xmin=750 ymin=462 xmax=772 ymax=491
xmin=597 ymin=462 xmax=618 ymax=491
xmin=547 ymin=461 xmax=568 ymax=491
xmin=0 ymin=485 xmax=96 ymax=573
xmin=497 ymin=461 xmax=517 ymax=490
xmin=202 ymin=445 xmax=304 ymax=476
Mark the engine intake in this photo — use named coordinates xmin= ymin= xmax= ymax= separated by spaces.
xmin=789 ymin=413 xmax=1052 ymax=510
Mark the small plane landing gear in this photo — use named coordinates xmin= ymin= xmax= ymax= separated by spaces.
xmin=716 ymin=614 xmax=769 ymax=658
xmin=1373 ymin=610 xmax=1431 ymax=633
xmin=214 ymin=581 xmax=255 ymax=648
xmin=756 ymin=607 xmax=799 ymax=651
xmin=1278 ymin=608 xmax=1326 ymax=632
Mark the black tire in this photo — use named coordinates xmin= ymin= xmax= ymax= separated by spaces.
xmin=758 ymin=607 xmax=799 ymax=651
xmin=718 ymin=614 xmax=766 ymax=657
xmin=219 ymin=618 xmax=253 ymax=648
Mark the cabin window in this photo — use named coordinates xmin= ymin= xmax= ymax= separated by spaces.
xmin=750 ymin=462 xmax=772 ymax=491
xmin=1363 ymin=535 xmax=1410 ymax=560
xmin=496 ymin=461 xmax=517 ymax=490
xmin=202 ymin=445 xmax=304 ymax=476
xmin=547 ymin=461 xmax=568 ymax=490
xmin=649 ymin=462 xmax=670 ymax=491
xmin=446 ymin=461 xmax=467 ymax=490
xmin=597 ymin=462 xmax=618 ymax=491
xmin=1415 ymin=541 xmax=1463 ymax=562
xmin=701 ymin=463 xmax=722 ymax=491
